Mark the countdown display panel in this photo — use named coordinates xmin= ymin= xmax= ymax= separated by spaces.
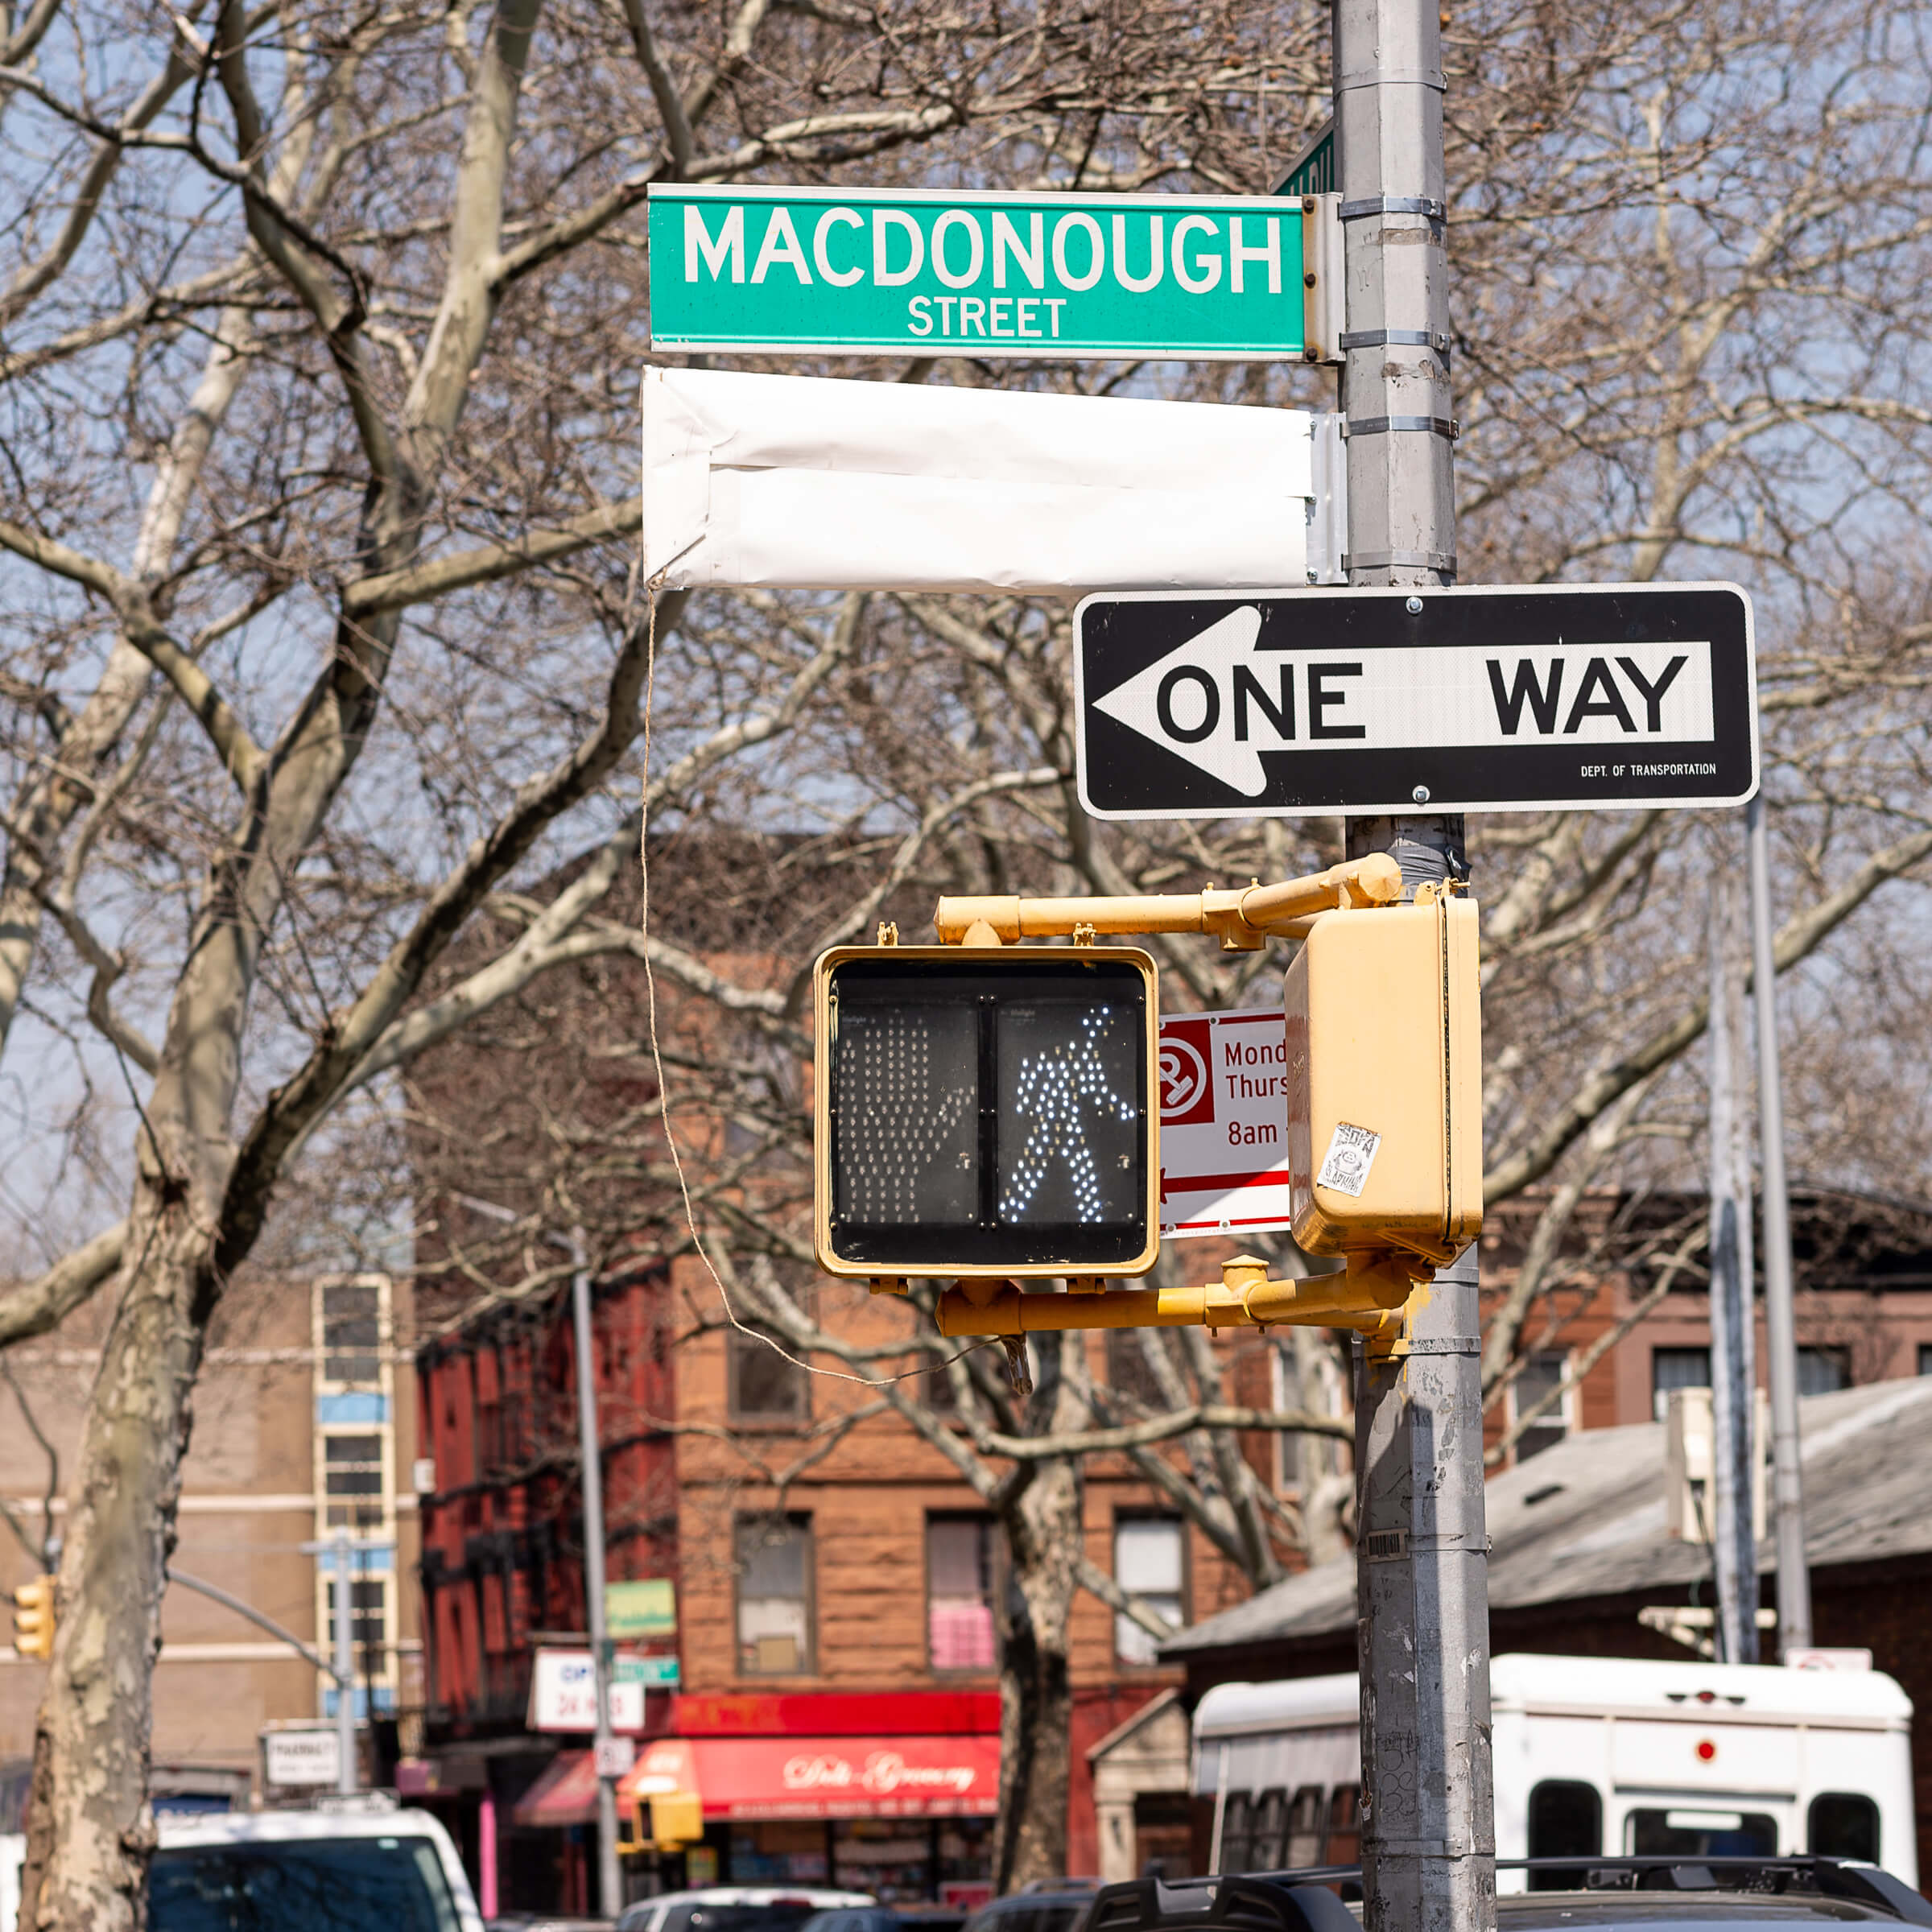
xmin=819 ymin=952 xmax=1157 ymax=1274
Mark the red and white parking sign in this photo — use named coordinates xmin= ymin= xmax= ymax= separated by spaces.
xmin=1158 ymin=1007 xmax=1296 ymax=1240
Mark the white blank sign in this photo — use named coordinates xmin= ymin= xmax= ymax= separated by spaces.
xmin=641 ymin=366 xmax=1315 ymax=595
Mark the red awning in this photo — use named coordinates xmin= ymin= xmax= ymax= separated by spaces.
xmin=514 ymin=1749 xmax=601 ymax=1827
xmin=621 ymin=1734 xmax=999 ymax=1821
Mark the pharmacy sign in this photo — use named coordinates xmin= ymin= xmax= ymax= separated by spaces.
xmin=646 ymin=185 xmax=1315 ymax=361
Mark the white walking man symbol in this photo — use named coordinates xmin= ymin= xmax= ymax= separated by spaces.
xmin=999 ymin=1007 xmax=1138 ymax=1224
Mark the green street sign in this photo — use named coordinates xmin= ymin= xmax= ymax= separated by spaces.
xmin=646 ymin=186 xmax=1311 ymax=361
xmin=615 ymin=1654 xmax=680 ymax=1688
xmin=1276 ymin=120 xmax=1335 ymax=198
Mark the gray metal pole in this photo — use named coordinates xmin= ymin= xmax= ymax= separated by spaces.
xmin=1748 ymin=794 xmax=1810 ymax=1656
xmin=1707 ymin=867 xmax=1758 ymax=1664
xmin=334 ymin=1529 xmax=357 ymax=1794
xmin=572 ymin=1226 xmax=622 ymax=1917
xmin=1335 ymin=0 xmax=1494 ymax=1926
xmin=171 ymin=1564 xmax=345 ymax=1683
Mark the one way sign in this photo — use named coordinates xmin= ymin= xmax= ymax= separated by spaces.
xmin=1074 ymin=582 xmax=1757 ymax=819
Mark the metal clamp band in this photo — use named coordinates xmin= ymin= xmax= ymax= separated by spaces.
xmin=1340 ymin=196 xmax=1448 ymax=222
xmin=1340 ymin=328 xmax=1451 ymax=354
xmin=1397 ymin=1335 xmax=1483 ymax=1355
xmin=1335 ymin=67 xmax=1446 ymax=92
xmin=1344 ymin=550 xmax=1458 ymax=577
xmin=1341 ymin=415 xmax=1459 ymax=440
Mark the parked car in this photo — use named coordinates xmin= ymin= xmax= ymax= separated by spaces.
xmin=486 ymin=1918 xmax=614 ymax=1931
xmin=148 ymin=1802 xmax=485 ymax=1931
xmin=1080 ymin=1859 xmax=1932 ymax=1932
xmin=799 ymin=1908 xmax=967 ymax=1932
xmin=0 ymin=1835 xmax=22 ymax=1932
xmin=961 ymin=1880 xmax=1099 ymax=1932
xmin=617 ymin=1887 xmax=877 ymax=1932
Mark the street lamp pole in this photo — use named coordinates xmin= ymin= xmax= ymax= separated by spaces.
xmin=1748 ymin=795 xmax=1811 ymax=1655
xmin=335 ymin=1528 xmax=357 ymax=1794
xmin=572 ymin=1225 xmax=622 ymax=1917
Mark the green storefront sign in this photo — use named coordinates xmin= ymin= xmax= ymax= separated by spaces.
xmin=646 ymin=186 xmax=1312 ymax=361
xmin=606 ymin=1578 xmax=676 ymax=1637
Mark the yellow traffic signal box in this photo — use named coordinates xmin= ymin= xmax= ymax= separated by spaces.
xmin=619 ymin=1790 xmax=704 ymax=1856
xmin=815 ymin=946 xmax=1162 ymax=1281
xmin=13 ymin=1575 xmax=56 ymax=1660
xmin=1284 ymin=894 xmax=1483 ymax=1267
xmin=650 ymin=1791 xmax=703 ymax=1848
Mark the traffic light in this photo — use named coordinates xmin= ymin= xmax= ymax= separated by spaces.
xmin=1284 ymin=893 xmax=1483 ymax=1267
xmin=619 ymin=1789 xmax=704 ymax=1856
xmin=12 ymin=1575 xmax=56 ymax=1660
xmin=650 ymin=1791 xmax=703 ymax=1849
xmin=815 ymin=945 xmax=1161 ymax=1280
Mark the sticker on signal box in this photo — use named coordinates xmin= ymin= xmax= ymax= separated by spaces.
xmin=1316 ymin=1123 xmax=1381 ymax=1197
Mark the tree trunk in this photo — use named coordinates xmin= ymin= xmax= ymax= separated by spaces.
xmin=19 ymin=1198 xmax=213 ymax=1931
xmin=993 ymin=1333 xmax=1085 ymax=1892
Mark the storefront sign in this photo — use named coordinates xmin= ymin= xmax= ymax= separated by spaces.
xmin=262 ymin=1726 xmax=341 ymax=1788
xmin=782 ymin=1748 xmax=980 ymax=1799
xmin=671 ymin=1690 xmax=1000 ymax=1736
xmin=606 ymin=1579 xmax=676 ymax=1637
xmin=712 ymin=1736 xmax=995 ymax=1820
xmin=529 ymin=1649 xmax=646 ymax=1732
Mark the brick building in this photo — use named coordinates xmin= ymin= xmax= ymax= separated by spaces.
xmin=397 ymin=832 xmax=1317 ymax=1911
xmin=409 ymin=1252 xmax=1290 ymax=1913
xmin=1475 ymin=1187 xmax=1932 ymax=1465
xmin=0 ymin=1269 xmax=423 ymax=1815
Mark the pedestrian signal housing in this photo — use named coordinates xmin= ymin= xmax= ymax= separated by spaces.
xmin=12 ymin=1575 xmax=55 ymax=1660
xmin=621 ymin=1790 xmax=703 ymax=1855
xmin=815 ymin=946 xmax=1161 ymax=1280
xmin=1285 ymin=895 xmax=1482 ymax=1266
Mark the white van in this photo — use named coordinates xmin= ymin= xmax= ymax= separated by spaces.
xmin=1193 ymin=1653 xmax=1918 ymax=1890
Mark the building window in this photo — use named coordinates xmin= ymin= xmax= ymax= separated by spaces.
xmin=730 ymin=1326 xmax=809 ymax=1422
xmin=1652 ymin=1346 xmax=1711 ymax=1422
xmin=923 ymin=1353 xmax=960 ymax=1414
xmin=1273 ymin=1336 xmax=1346 ymax=1492
xmin=1106 ymin=1327 xmax=1169 ymax=1411
xmin=312 ymin=1276 xmax=398 ymax=1715
xmin=737 ymin=1515 xmax=814 ymax=1674
xmin=1249 ymin=1788 xmax=1287 ymax=1869
xmin=320 ymin=1280 xmax=382 ymax=1386
xmin=1918 ymin=1344 xmax=1932 ymax=1377
xmin=927 ymin=1516 xmax=997 ymax=1672
xmin=1797 ymin=1346 xmax=1849 ymax=1397
xmin=326 ymin=1576 xmax=389 ymax=1656
xmin=1324 ymin=1786 xmax=1361 ymax=1865
xmin=1510 ymin=1351 xmax=1572 ymax=1462
xmin=1219 ymin=1791 xmax=1254 ymax=1872
xmin=1284 ymin=1785 xmax=1325 ymax=1866
xmin=1114 ymin=1515 xmax=1185 ymax=1665
xmin=322 ymin=1434 xmax=386 ymax=1531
